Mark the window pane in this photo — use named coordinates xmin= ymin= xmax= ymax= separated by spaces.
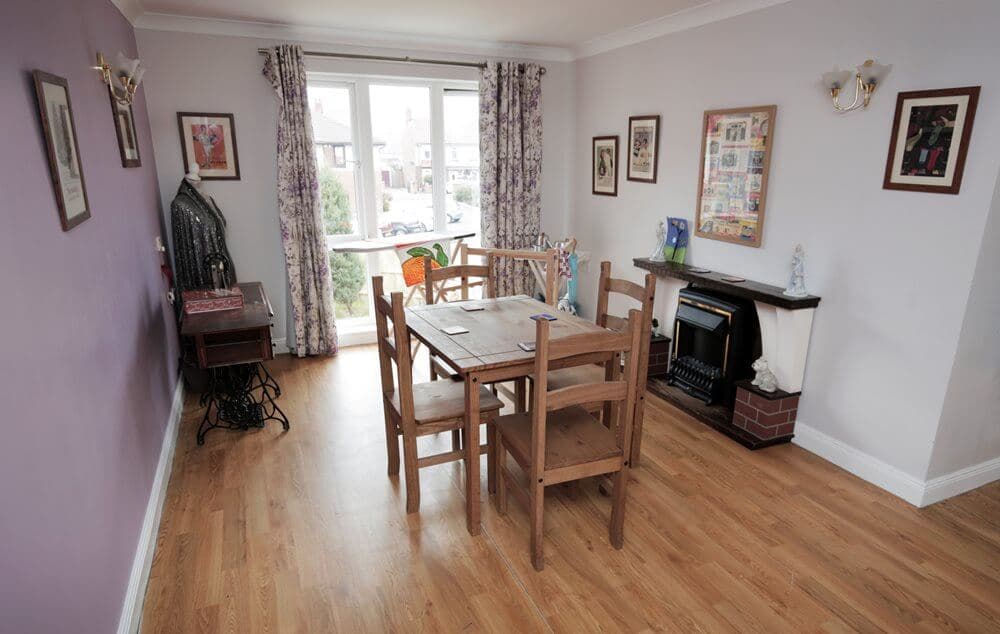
xmin=308 ymin=85 xmax=361 ymax=236
xmin=329 ymin=251 xmax=370 ymax=319
xmin=369 ymin=85 xmax=433 ymax=237
xmin=444 ymin=90 xmax=480 ymax=247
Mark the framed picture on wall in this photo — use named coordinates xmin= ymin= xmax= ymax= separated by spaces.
xmin=110 ymin=96 xmax=140 ymax=168
xmin=592 ymin=135 xmax=619 ymax=196
xmin=882 ymin=86 xmax=980 ymax=195
xmin=695 ymin=105 xmax=776 ymax=248
xmin=626 ymin=115 xmax=660 ymax=183
xmin=177 ymin=112 xmax=241 ymax=180
xmin=32 ymin=70 xmax=91 ymax=231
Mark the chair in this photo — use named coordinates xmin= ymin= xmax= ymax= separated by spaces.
xmin=492 ymin=308 xmax=644 ymax=571
xmin=373 ymin=276 xmax=504 ymax=513
xmin=545 ymin=261 xmax=656 ymax=466
xmin=460 ymin=245 xmax=559 ymax=305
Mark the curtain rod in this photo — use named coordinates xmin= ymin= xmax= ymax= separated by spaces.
xmin=255 ymin=48 xmax=546 ymax=74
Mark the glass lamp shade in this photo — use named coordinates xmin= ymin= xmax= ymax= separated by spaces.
xmin=113 ymin=51 xmax=144 ymax=86
xmin=821 ymin=67 xmax=853 ymax=90
xmin=858 ymin=60 xmax=891 ymax=86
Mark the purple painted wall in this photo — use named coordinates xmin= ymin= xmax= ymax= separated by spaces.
xmin=0 ymin=1 xmax=179 ymax=632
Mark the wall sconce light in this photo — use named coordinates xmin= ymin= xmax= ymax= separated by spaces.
xmin=821 ymin=59 xmax=891 ymax=112
xmin=93 ymin=51 xmax=145 ymax=106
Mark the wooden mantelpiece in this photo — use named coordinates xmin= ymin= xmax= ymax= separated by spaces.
xmin=633 ymin=258 xmax=821 ymax=309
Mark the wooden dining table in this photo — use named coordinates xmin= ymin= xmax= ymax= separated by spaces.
xmin=405 ymin=295 xmax=611 ymax=535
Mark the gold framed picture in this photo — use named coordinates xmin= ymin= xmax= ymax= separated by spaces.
xmin=695 ymin=105 xmax=776 ymax=248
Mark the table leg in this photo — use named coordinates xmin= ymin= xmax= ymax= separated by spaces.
xmin=464 ymin=372 xmax=481 ymax=536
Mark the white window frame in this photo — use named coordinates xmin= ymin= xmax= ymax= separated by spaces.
xmin=307 ymin=71 xmax=479 ymax=342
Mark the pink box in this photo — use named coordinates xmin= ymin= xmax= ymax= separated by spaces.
xmin=182 ymin=287 xmax=244 ymax=314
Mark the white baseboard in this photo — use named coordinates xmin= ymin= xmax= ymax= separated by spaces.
xmin=920 ymin=456 xmax=1000 ymax=506
xmin=792 ymin=422 xmax=926 ymax=506
xmin=117 ymin=377 xmax=185 ymax=634
xmin=792 ymin=422 xmax=1000 ymax=507
xmin=273 ymin=337 xmax=290 ymax=354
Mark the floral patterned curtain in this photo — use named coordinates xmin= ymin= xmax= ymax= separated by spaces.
xmin=262 ymin=45 xmax=338 ymax=356
xmin=479 ymin=61 xmax=543 ymax=297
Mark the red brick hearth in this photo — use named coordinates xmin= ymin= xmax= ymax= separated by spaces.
xmin=732 ymin=380 xmax=800 ymax=441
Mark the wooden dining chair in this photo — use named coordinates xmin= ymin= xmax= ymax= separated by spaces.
xmin=492 ymin=309 xmax=643 ymax=570
xmin=545 ymin=262 xmax=656 ymax=466
xmin=421 ymin=256 xmax=526 ymax=445
xmin=460 ymin=245 xmax=559 ymax=305
xmin=373 ymin=275 xmax=504 ymax=513
xmin=422 ymin=256 xmax=496 ymax=383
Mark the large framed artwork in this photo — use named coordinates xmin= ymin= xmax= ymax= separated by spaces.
xmin=883 ymin=86 xmax=980 ymax=195
xmin=695 ymin=105 xmax=776 ymax=248
xmin=627 ymin=115 xmax=660 ymax=183
xmin=592 ymin=135 xmax=619 ymax=196
xmin=111 ymin=95 xmax=140 ymax=168
xmin=33 ymin=71 xmax=91 ymax=231
xmin=177 ymin=112 xmax=241 ymax=180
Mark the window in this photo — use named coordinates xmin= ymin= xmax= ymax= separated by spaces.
xmin=309 ymin=75 xmax=480 ymax=332
xmin=443 ymin=89 xmax=481 ymax=244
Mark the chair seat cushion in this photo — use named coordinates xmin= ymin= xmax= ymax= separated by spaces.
xmin=389 ymin=380 xmax=503 ymax=425
xmin=544 ymin=364 xmax=606 ymax=391
xmin=495 ymin=406 xmax=622 ymax=470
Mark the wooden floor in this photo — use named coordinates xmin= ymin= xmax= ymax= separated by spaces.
xmin=141 ymin=346 xmax=1000 ymax=633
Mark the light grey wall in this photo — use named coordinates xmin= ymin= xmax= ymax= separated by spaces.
xmin=926 ymin=168 xmax=1000 ymax=478
xmin=571 ymin=0 xmax=1000 ymax=479
xmin=136 ymin=28 xmax=575 ymax=344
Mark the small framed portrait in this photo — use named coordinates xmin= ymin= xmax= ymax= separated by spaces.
xmin=627 ymin=115 xmax=660 ymax=183
xmin=883 ymin=86 xmax=980 ymax=195
xmin=592 ymin=135 xmax=619 ymax=196
xmin=111 ymin=96 xmax=140 ymax=168
xmin=33 ymin=70 xmax=91 ymax=231
xmin=177 ymin=112 xmax=241 ymax=180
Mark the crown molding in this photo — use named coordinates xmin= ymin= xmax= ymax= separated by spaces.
xmin=133 ymin=12 xmax=574 ymax=62
xmin=109 ymin=0 xmax=143 ymax=23
xmin=573 ymin=0 xmax=793 ymax=59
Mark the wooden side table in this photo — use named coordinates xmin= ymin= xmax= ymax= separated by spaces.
xmin=181 ymin=282 xmax=290 ymax=445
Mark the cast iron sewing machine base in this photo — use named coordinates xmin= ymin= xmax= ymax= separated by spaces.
xmin=197 ymin=362 xmax=289 ymax=445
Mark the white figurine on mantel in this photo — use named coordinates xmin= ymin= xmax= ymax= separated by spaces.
xmin=751 ymin=357 xmax=778 ymax=393
xmin=649 ymin=220 xmax=668 ymax=262
xmin=783 ymin=244 xmax=808 ymax=297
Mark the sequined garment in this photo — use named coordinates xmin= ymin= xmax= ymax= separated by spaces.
xmin=170 ymin=179 xmax=237 ymax=293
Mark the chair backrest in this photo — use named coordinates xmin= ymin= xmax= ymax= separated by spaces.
xmin=373 ymin=275 xmax=415 ymax=429
xmin=461 ymin=244 xmax=559 ymax=305
xmin=530 ymin=309 xmax=644 ymax=471
xmin=423 ymin=257 xmax=494 ymax=305
xmin=593 ymin=261 xmax=656 ymax=334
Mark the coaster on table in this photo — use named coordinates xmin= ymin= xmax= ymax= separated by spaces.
xmin=721 ymin=276 xmax=746 ymax=282
xmin=441 ymin=325 xmax=470 ymax=335
xmin=460 ymin=304 xmax=485 ymax=311
xmin=688 ymin=267 xmax=711 ymax=273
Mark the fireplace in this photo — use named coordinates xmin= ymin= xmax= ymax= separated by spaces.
xmin=634 ymin=258 xmax=821 ymax=449
xmin=667 ymin=288 xmax=757 ymax=406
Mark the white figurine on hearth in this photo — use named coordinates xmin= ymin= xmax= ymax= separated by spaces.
xmin=783 ymin=244 xmax=808 ymax=297
xmin=751 ymin=357 xmax=778 ymax=393
xmin=649 ymin=220 xmax=668 ymax=262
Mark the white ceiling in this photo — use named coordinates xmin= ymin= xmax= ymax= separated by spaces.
xmin=118 ymin=0 xmax=792 ymax=59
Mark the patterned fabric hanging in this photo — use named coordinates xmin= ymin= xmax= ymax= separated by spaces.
xmin=479 ymin=61 xmax=543 ymax=297
xmin=262 ymin=44 xmax=338 ymax=356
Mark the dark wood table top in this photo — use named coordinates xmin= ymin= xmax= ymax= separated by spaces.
xmin=181 ymin=282 xmax=273 ymax=336
xmin=405 ymin=296 xmax=607 ymax=374
xmin=633 ymin=258 xmax=821 ymax=310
